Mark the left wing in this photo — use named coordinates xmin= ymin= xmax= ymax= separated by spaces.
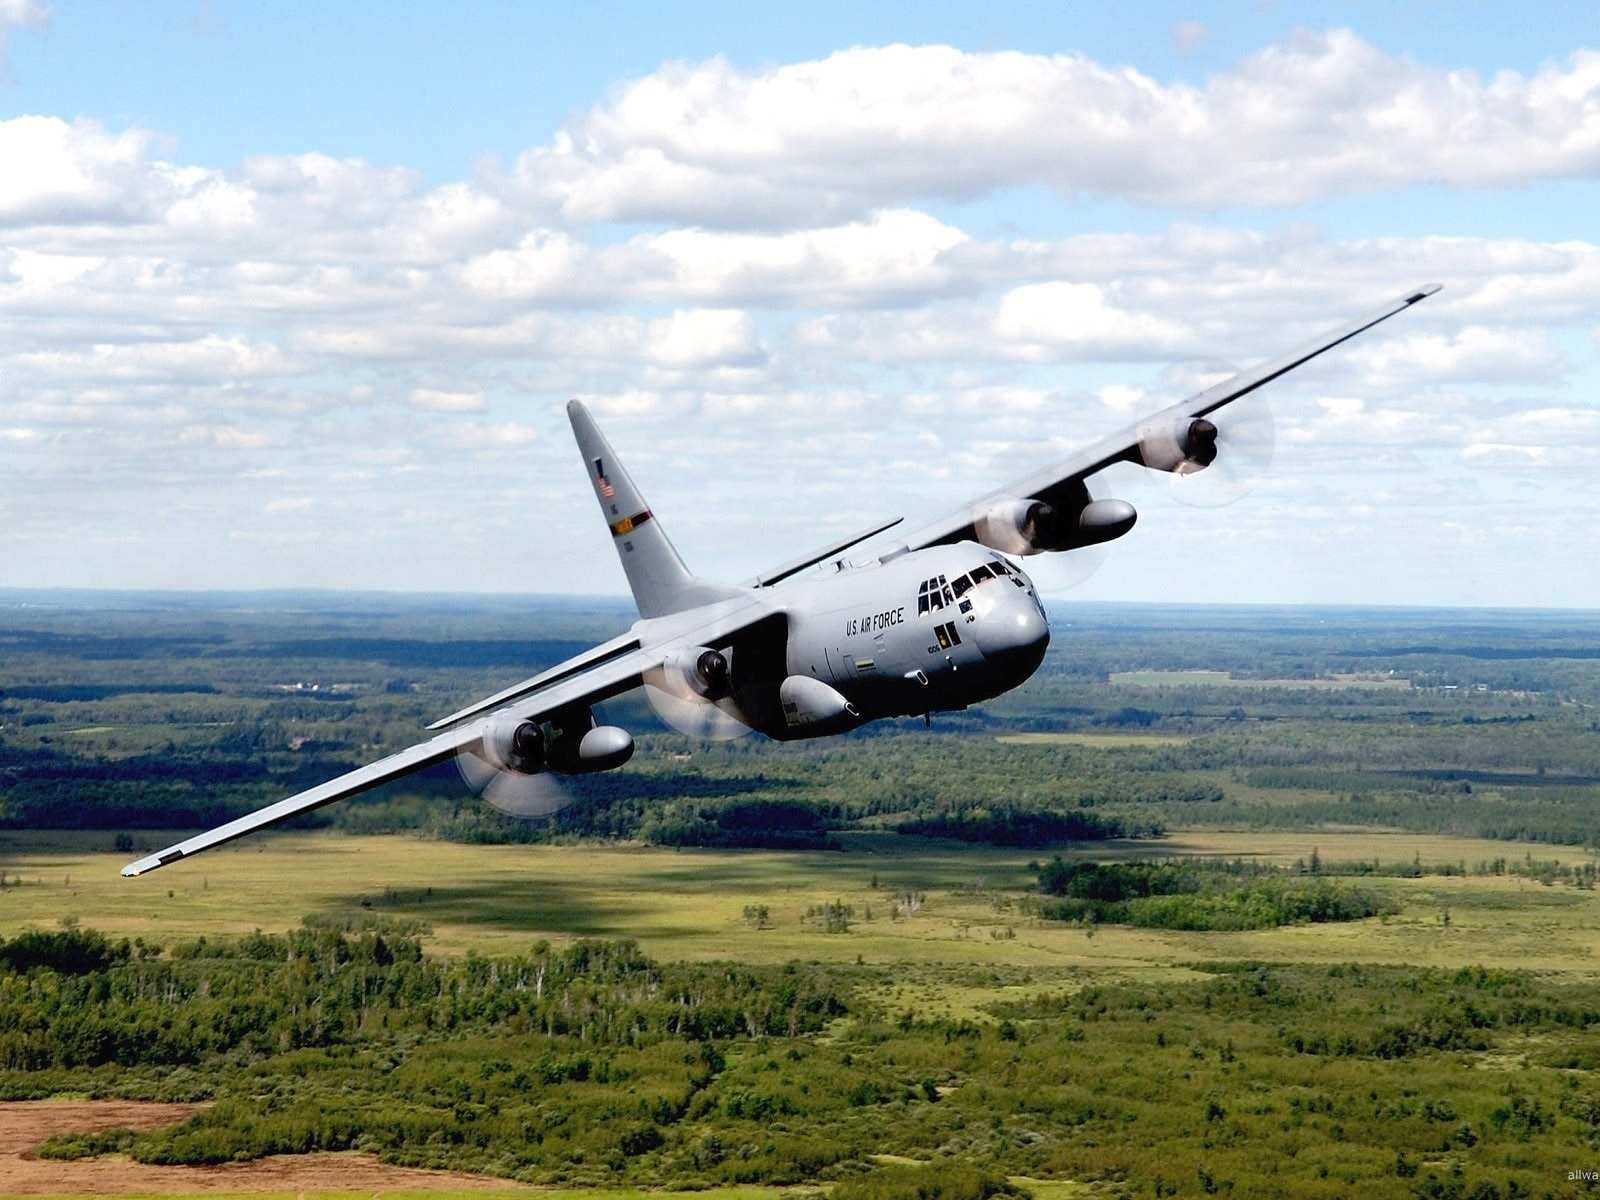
xmin=121 ymin=640 xmax=661 ymax=876
xmin=122 ymin=593 xmax=783 ymax=877
xmin=887 ymin=283 xmax=1441 ymax=557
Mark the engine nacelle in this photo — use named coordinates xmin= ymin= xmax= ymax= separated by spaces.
xmin=974 ymin=497 xmax=1056 ymax=556
xmin=663 ymin=645 xmax=731 ymax=700
xmin=1136 ymin=416 xmax=1219 ymax=474
xmin=479 ymin=714 xmax=546 ymax=775
xmin=974 ymin=496 xmax=1137 ymax=555
xmin=547 ymin=724 xmax=635 ymax=775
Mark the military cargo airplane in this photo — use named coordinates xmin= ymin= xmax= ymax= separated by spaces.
xmin=122 ymin=283 xmax=1440 ymax=877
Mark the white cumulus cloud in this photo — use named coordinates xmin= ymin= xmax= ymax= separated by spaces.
xmin=511 ymin=33 xmax=1600 ymax=227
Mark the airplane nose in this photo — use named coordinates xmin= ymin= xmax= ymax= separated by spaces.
xmin=973 ymin=597 xmax=1049 ymax=679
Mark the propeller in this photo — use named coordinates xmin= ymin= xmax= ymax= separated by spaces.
xmin=643 ymin=647 xmax=753 ymax=741
xmin=1015 ymin=543 xmax=1109 ymax=594
xmin=455 ymin=743 xmax=573 ymax=817
xmin=1166 ymin=391 xmax=1276 ymax=508
xmin=973 ymin=439 xmax=1122 ymax=594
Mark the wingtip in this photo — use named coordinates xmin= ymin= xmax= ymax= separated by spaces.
xmin=123 ymin=848 xmax=182 ymax=876
xmin=1407 ymin=283 xmax=1444 ymax=303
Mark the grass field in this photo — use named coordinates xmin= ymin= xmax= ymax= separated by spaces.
xmin=6 ymin=828 xmax=1599 ymax=979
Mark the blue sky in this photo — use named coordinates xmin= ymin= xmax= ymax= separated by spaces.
xmin=1 ymin=2 xmax=1598 ymax=606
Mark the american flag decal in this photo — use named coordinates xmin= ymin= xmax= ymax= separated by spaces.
xmin=593 ymin=457 xmax=616 ymax=499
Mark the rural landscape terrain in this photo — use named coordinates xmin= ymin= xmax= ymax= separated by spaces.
xmin=3 ymin=590 xmax=1600 ymax=1199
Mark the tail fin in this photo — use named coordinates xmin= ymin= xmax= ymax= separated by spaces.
xmin=567 ymin=400 xmax=742 ymax=619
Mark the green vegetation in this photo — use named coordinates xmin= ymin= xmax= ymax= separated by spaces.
xmin=1034 ymin=857 xmax=1399 ymax=929
xmin=5 ymin=922 xmax=1600 ymax=1197
xmin=6 ymin=596 xmax=1600 ymax=851
xmin=6 ymin=593 xmax=1600 ymax=1196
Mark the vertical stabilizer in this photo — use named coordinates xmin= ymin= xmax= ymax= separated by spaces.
xmin=567 ymin=400 xmax=741 ymax=618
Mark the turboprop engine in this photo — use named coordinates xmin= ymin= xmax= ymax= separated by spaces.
xmin=973 ymin=496 xmax=1137 ymax=556
xmin=478 ymin=711 xmax=634 ymax=777
xmin=478 ymin=713 xmax=546 ymax=775
xmin=664 ymin=645 xmax=731 ymax=699
xmin=1135 ymin=416 xmax=1219 ymax=475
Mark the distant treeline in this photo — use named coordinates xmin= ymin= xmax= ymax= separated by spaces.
xmin=0 ymin=741 xmax=356 ymax=830
xmin=895 ymin=804 xmax=1158 ymax=846
xmin=0 ymin=684 xmax=219 ymax=702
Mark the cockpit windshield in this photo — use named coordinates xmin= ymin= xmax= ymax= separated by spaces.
xmin=921 ymin=559 xmax=1019 ymax=614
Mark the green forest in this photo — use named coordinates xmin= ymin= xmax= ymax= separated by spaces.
xmin=6 ymin=921 xmax=1600 ymax=1199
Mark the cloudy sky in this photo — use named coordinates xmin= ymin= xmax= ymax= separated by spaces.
xmin=1 ymin=2 xmax=1596 ymax=608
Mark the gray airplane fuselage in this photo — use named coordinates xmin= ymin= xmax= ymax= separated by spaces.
xmin=633 ymin=541 xmax=1050 ymax=741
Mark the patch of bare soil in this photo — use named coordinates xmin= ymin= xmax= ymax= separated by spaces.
xmin=0 ymin=1100 xmax=521 ymax=1194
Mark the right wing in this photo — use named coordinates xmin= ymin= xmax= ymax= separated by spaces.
xmin=886 ymin=283 xmax=1441 ymax=557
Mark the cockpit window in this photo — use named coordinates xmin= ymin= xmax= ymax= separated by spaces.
xmin=969 ymin=564 xmax=994 ymax=585
xmin=951 ymin=574 xmax=972 ymax=599
xmin=917 ymin=575 xmax=950 ymax=614
xmin=987 ymin=557 xmax=1026 ymax=587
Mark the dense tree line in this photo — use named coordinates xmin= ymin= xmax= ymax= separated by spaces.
xmin=1034 ymin=858 xmax=1398 ymax=929
xmin=0 ymin=926 xmax=845 ymax=1076
xmin=895 ymin=803 xmax=1151 ymax=846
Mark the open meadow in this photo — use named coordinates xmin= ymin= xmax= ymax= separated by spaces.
xmin=5 ymin=828 xmax=1600 ymax=976
xmin=5 ymin=595 xmax=1600 ymax=1197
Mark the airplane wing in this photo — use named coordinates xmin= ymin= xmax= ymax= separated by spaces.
xmin=121 ymin=640 xmax=663 ymax=876
xmin=122 ymin=596 xmax=782 ymax=876
xmin=425 ymin=629 xmax=643 ymax=730
xmin=886 ymin=283 xmax=1442 ymax=557
xmin=120 ymin=643 xmax=662 ymax=877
